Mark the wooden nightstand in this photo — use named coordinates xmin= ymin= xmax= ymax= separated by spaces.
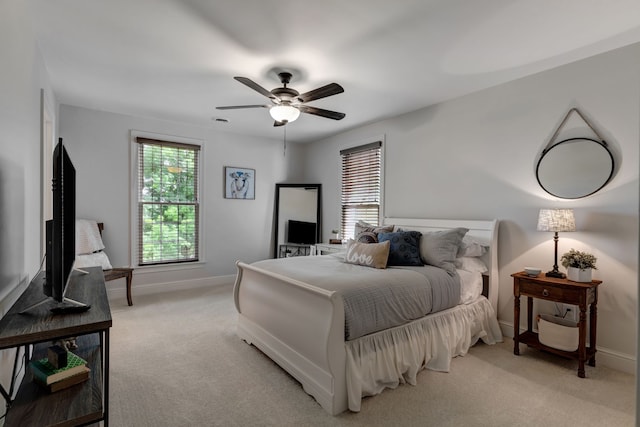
xmin=512 ymin=271 xmax=602 ymax=378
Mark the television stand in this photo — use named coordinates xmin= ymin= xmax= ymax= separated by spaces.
xmin=18 ymin=269 xmax=90 ymax=314
xmin=278 ymin=243 xmax=312 ymax=258
xmin=0 ymin=267 xmax=112 ymax=426
xmin=50 ymin=303 xmax=92 ymax=314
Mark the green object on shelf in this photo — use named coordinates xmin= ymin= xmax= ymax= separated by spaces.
xmin=30 ymin=351 xmax=87 ymax=385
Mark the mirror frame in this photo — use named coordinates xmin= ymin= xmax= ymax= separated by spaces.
xmin=536 ymin=137 xmax=615 ymax=199
xmin=273 ymin=183 xmax=322 ymax=258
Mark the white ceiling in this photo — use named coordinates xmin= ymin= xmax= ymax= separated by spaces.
xmin=29 ymin=0 xmax=640 ymax=143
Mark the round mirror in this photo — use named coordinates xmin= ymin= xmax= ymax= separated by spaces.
xmin=536 ymin=137 xmax=614 ymax=199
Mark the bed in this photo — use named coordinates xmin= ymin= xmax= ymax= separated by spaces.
xmin=233 ymin=218 xmax=503 ymax=414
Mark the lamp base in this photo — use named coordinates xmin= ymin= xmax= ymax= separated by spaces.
xmin=545 ymin=270 xmax=566 ymax=279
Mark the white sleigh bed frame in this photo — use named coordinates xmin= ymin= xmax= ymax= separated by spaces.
xmin=233 ymin=218 xmax=500 ymax=414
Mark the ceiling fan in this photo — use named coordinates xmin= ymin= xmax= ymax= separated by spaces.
xmin=216 ymin=72 xmax=345 ymax=127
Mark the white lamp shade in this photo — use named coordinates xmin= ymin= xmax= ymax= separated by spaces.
xmin=537 ymin=209 xmax=576 ymax=232
xmin=269 ymin=105 xmax=300 ymax=123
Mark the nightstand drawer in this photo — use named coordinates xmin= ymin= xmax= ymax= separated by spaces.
xmin=518 ymin=280 xmax=582 ymax=303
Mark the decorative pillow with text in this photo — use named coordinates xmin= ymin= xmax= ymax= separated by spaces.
xmin=344 ymin=240 xmax=390 ymax=269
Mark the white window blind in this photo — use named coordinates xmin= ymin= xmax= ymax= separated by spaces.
xmin=340 ymin=141 xmax=382 ymax=240
xmin=136 ymin=137 xmax=200 ymax=266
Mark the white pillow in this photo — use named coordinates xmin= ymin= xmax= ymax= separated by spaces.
xmin=457 ymin=236 xmax=488 ymax=257
xmin=76 ymin=219 xmax=105 ymax=255
xmin=75 ymin=251 xmax=113 ymax=270
xmin=455 ymin=256 xmax=488 ymax=273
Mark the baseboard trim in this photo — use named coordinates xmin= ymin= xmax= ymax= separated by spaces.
xmin=499 ymin=320 xmax=636 ymax=375
xmin=106 ymin=274 xmax=236 ymax=302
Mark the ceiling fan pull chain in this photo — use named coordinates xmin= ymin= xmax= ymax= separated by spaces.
xmin=283 ymin=126 xmax=287 ymax=157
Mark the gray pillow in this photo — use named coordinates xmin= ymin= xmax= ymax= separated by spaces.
xmin=420 ymin=228 xmax=469 ymax=273
xmin=353 ymin=220 xmax=394 ymax=242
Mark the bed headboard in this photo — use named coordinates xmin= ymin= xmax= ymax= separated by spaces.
xmin=382 ymin=217 xmax=499 ymax=310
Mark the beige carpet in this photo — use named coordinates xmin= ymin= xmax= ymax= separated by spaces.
xmin=108 ymin=284 xmax=635 ymax=426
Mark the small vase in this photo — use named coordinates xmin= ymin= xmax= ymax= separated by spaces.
xmin=567 ymin=267 xmax=592 ymax=283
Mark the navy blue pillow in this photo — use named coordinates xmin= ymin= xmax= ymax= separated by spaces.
xmin=378 ymin=231 xmax=423 ymax=266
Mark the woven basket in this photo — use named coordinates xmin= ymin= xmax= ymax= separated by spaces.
xmin=537 ymin=314 xmax=578 ymax=352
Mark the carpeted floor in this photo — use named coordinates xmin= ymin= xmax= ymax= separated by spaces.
xmin=107 ymin=284 xmax=635 ymax=426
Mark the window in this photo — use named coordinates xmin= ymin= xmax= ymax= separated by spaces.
xmin=340 ymin=141 xmax=382 ymax=240
xmin=135 ymin=137 xmax=200 ymax=266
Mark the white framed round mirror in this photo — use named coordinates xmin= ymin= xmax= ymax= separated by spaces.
xmin=536 ymin=137 xmax=615 ymax=199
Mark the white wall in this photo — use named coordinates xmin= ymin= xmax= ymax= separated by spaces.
xmin=0 ymin=0 xmax=57 ymax=417
xmin=58 ymin=105 xmax=303 ymax=291
xmin=304 ymin=43 xmax=639 ymax=374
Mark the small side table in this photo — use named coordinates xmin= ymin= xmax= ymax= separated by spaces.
xmin=314 ymin=242 xmax=346 ymax=255
xmin=512 ymin=271 xmax=602 ymax=378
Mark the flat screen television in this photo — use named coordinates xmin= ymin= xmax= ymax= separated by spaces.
xmin=287 ymin=220 xmax=317 ymax=245
xmin=21 ymin=138 xmax=89 ymax=314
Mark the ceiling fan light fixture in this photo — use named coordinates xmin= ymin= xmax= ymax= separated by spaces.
xmin=270 ymin=104 xmax=300 ymax=123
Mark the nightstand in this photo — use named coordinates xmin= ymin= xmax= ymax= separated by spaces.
xmin=512 ymin=271 xmax=602 ymax=378
xmin=314 ymin=242 xmax=345 ymax=255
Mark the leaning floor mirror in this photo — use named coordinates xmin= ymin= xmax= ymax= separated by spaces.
xmin=273 ymin=184 xmax=321 ymax=258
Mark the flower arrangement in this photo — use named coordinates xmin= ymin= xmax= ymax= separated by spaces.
xmin=560 ymin=248 xmax=597 ymax=270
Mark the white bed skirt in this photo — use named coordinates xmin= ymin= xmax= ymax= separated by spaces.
xmin=345 ymin=297 xmax=502 ymax=411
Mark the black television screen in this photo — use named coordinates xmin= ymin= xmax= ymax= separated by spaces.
xmin=21 ymin=138 xmax=88 ymax=314
xmin=287 ymin=220 xmax=317 ymax=245
xmin=45 ymin=138 xmax=76 ymax=303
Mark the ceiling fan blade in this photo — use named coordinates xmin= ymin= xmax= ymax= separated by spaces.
xmin=273 ymin=120 xmax=287 ymax=127
xmin=298 ymin=105 xmax=345 ymax=120
xmin=216 ymin=104 xmax=269 ymax=110
xmin=234 ymin=77 xmax=276 ymax=99
xmin=297 ymin=83 xmax=344 ymax=103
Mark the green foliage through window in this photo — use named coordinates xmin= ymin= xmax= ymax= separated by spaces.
xmin=137 ymin=138 xmax=200 ymax=265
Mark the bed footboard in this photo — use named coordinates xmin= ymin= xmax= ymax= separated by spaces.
xmin=233 ymin=261 xmax=348 ymax=415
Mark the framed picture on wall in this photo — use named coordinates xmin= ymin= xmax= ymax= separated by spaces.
xmin=224 ymin=166 xmax=255 ymax=199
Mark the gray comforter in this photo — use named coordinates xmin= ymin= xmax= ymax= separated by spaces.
xmin=250 ymin=255 xmax=461 ymax=340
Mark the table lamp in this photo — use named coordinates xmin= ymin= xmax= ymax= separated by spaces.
xmin=537 ymin=208 xmax=575 ymax=278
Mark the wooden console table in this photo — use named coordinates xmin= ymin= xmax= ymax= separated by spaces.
xmin=512 ymin=271 xmax=602 ymax=378
xmin=0 ymin=267 xmax=112 ymax=426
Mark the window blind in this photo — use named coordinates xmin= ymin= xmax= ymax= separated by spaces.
xmin=340 ymin=141 xmax=382 ymax=240
xmin=136 ymin=137 xmax=200 ymax=266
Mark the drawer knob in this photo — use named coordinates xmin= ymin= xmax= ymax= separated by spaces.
xmin=542 ymin=289 xmax=550 ymax=297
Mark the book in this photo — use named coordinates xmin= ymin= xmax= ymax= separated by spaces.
xmin=43 ymin=367 xmax=90 ymax=393
xmin=30 ymin=351 xmax=88 ymax=385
